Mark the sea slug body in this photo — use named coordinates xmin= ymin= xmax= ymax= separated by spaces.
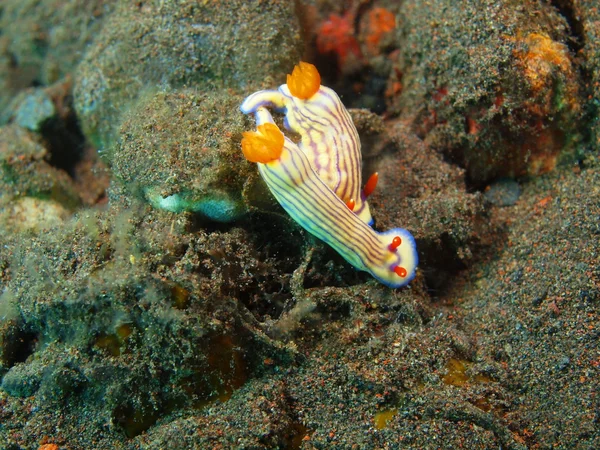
xmin=241 ymin=107 xmax=418 ymax=288
xmin=241 ymin=62 xmax=374 ymax=225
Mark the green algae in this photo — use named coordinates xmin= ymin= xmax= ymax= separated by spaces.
xmin=145 ymin=188 xmax=246 ymax=223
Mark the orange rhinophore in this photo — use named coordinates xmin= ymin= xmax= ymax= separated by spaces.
xmin=286 ymin=62 xmax=321 ymax=100
xmin=389 ymin=236 xmax=402 ymax=252
xmin=241 ymin=123 xmax=284 ymax=163
xmin=393 ymin=266 xmax=407 ymax=278
xmin=363 ymin=172 xmax=379 ymax=198
xmin=346 ymin=198 xmax=356 ymax=211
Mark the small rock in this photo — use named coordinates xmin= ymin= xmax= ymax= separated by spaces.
xmin=484 ymin=178 xmax=521 ymax=206
xmin=14 ymin=90 xmax=56 ymax=132
xmin=557 ymin=356 xmax=570 ymax=371
xmin=0 ymin=197 xmax=70 ymax=233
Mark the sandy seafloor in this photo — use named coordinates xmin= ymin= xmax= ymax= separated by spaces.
xmin=0 ymin=1 xmax=599 ymax=449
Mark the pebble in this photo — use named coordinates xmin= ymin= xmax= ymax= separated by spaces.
xmin=484 ymin=178 xmax=521 ymax=206
xmin=14 ymin=90 xmax=56 ymax=132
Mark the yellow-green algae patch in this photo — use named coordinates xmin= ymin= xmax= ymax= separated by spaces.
xmin=374 ymin=408 xmax=398 ymax=430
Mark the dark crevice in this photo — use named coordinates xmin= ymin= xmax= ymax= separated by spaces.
xmin=281 ymin=385 xmax=312 ymax=448
xmin=236 ymin=213 xmax=303 ymax=320
xmin=40 ymin=112 xmax=86 ymax=177
xmin=113 ymin=400 xmax=161 ymax=439
xmin=1 ymin=321 xmax=38 ymax=369
xmin=303 ymin=243 xmax=371 ymax=289
xmin=549 ymin=0 xmax=597 ymax=165
xmin=185 ymin=213 xmax=239 ymax=234
xmin=7 ymin=52 xmax=17 ymax=69
xmin=550 ymin=0 xmax=585 ymax=54
xmin=418 ymin=233 xmax=469 ymax=297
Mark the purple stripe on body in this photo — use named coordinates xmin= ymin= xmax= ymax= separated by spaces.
xmin=300 ymin=93 xmax=361 ymax=201
xmin=264 ymin=145 xmax=384 ymax=261
xmin=294 ymin=102 xmax=358 ymax=199
xmin=266 ymin=153 xmax=381 ymax=258
xmin=313 ymin=89 xmax=362 ymax=199
xmin=264 ymin=166 xmax=384 ymax=267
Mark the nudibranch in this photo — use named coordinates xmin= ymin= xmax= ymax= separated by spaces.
xmin=241 ymin=107 xmax=417 ymax=288
xmin=241 ymin=62 xmax=375 ymax=225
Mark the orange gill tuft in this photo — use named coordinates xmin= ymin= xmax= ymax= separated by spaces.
xmin=241 ymin=123 xmax=284 ymax=163
xmin=286 ymin=61 xmax=321 ymax=100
